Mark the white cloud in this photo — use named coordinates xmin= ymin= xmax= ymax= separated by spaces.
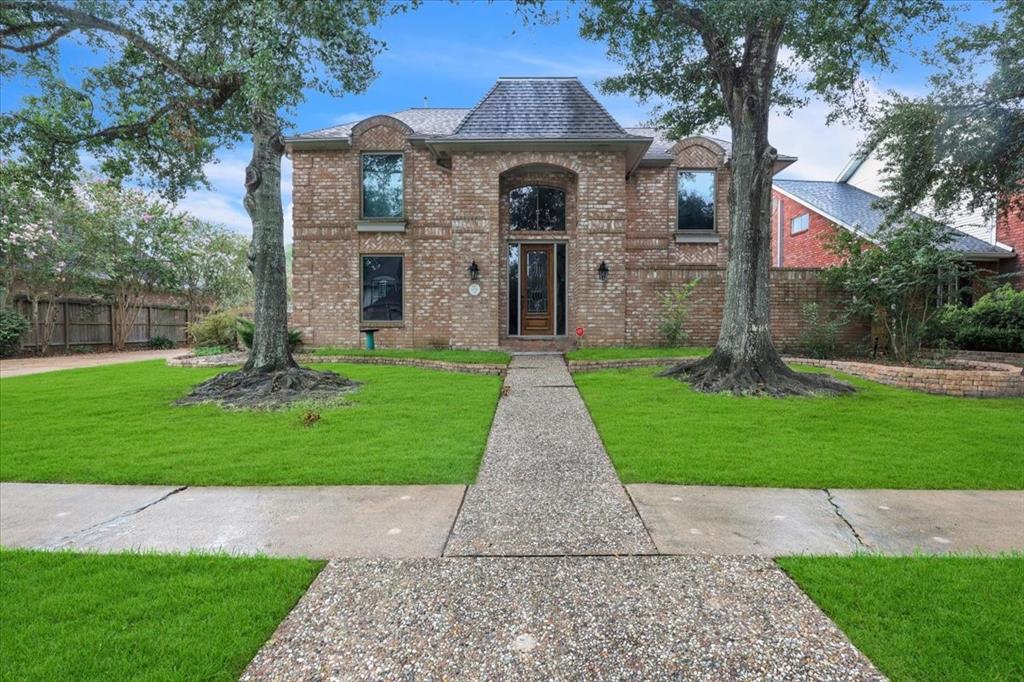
xmin=769 ymin=98 xmax=866 ymax=180
xmin=176 ymin=191 xmax=250 ymax=233
xmin=330 ymin=111 xmax=375 ymax=125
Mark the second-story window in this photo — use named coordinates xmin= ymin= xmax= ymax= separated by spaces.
xmin=677 ymin=170 xmax=715 ymax=230
xmin=362 ymin=153 xmax=404 ymax=218
xmin=790 ymin=213 xmax=810 ymax=234
xmin=509 ymin=186 xmax=566 ymax=231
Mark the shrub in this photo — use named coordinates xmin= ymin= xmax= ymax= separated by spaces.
xmin=193 ymin=344 xmax=230 ymax=357
xmin=0 ymin=308 xmax=29 ymax=357
xmin=824 ymin=216 xmax=969 ymax=363
xmin=188 ymin=311 xmax=238 ymax=349
xmin=931 ymin=285 xmax=1024 ymax=353
xmin=658 ymin=278 xmax=700 ymax=346
xmin=797 ymin=302 xmax=841 ymax=359
xmin=148 ymin=336 xmax=176 ymax=349
xmin=235 ymin=318 xmax=302 ymax=351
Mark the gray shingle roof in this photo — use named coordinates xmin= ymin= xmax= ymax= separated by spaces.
xmin=774 ymin=179 xmax=1011 ymax=256
xmin=291 ymin=108 xmax=468 ymax=141
xmin=445 ymin=77 xmax=644 ymax=140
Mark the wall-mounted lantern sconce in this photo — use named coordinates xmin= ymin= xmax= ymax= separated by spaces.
xmin=597 ymin=260 xmax=609 ymax=283
xmin=468 ymin=260 xmax=480 ymax=282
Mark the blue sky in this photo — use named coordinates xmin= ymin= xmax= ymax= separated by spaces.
xmin=1 ymin=0 xmax=999 ymax=241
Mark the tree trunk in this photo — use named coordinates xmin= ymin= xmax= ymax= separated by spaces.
xmin=661 ymin=26 xmax=851 ymax=396
xmin=242 ymin=109 xmax=296 ymax=373
xmin=178 ymin=108 xmax=357 ymax=409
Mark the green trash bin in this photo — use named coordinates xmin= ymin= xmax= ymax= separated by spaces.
xmin=363 ymin=328 xmax=379 ymax=350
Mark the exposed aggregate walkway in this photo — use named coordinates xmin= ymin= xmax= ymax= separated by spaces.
xmin=444 ymin=354 xmax=655 ymax=556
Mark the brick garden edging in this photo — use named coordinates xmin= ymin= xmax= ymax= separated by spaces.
xmin=568 ymin=355 xmax=1024 ymax=398
xmin=167 ymin=352 xmax=506 ymax=376
xmin=921 ymin=348 xmax=1024 ymax=368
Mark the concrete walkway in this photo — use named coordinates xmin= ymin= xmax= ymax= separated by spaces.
xmin=0 ymin=482 xmax=464 ymax=558
xmin=443 ymin=354 xmax=655 ymax=556
xmin=4 ymin=480 xmax=1019 ymax=558
xmin=630 ymin=484 xmax=1024 ymax=555
xmin=0 ymin=348 xmax=183 ymax=378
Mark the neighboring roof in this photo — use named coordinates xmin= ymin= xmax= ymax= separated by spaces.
xmin=289 ymin=108 xmax=469 ymax=141
xmin=835 ymin=153 xmax=866 ymax=183
xmin=446 ymin=77 xmax=643 ymax=140
xmin=773 ymin=179 xmax=1012 ymax=258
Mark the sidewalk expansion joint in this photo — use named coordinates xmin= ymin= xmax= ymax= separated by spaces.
xmin=823 ymin=488 xmax=869 ymax=549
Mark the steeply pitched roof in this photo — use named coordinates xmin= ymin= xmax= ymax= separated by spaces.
xmin=773 ymin=179 xmax=1011 ymax=257
xmin=290 ymin=108 xmax=469 ymax=141
xmin=444 ymin=77 xmax=644 ymax=140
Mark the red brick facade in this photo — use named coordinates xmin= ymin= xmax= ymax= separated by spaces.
xmin=291 ymin=119 xmax=861 ymax=350
xmin=996 ymin=198 xmax=1023 ymax=282
xmin=770 ymin=189 xmax=845 ymax=268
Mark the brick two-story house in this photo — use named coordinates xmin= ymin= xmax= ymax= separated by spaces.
xmin=285 ymin=77 xmax=859 ymax=351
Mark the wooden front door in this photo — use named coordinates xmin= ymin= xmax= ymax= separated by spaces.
xmin=521 ymin=243 xmax=555 ymax=335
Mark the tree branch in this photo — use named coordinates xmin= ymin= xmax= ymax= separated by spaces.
xmin=1 ymin=0 xmax=241 ymax=91
xmin=0 ymin=24 xmax=71 ymax=52
xmin=653 ymin=0 xmax=737 ymax=108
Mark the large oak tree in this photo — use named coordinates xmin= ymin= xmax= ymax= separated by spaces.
xmin=579 ymin=0 xmax=948 ymax=395
xmin=1 ymin=0 xmax=394 ymax=404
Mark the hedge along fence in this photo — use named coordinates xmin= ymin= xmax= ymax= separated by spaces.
xmin=12 ymin=297 xmax=191 ymax=350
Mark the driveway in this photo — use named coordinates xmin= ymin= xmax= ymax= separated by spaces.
xmin=0 ymin=349 xmax=184 ymax=378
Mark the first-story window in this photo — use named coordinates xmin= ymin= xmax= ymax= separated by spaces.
xmin=790 ymin=213 xmax=810 ymax=235
xmin=362 ymin=153 xmax=404 ymax=218
xmin=361 ymin=255 xmax=403 ymax=322
xmin=677 ymin=170 xmax=715 ymax=230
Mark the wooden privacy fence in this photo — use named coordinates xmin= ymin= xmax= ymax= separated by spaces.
xmin=14 ymin=297 xmax=190 ymax=350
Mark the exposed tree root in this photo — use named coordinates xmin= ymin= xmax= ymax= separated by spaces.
xmin=176 ymin=366 xmax=359 ymax=410
xmin=658 ymin=351 xmax=854 ymax=397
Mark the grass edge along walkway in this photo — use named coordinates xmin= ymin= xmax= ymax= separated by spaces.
xmin=0 ymin=549 xmax=324 ymax=682
xmin=778 ymin=554 xmax=1024 ymax=682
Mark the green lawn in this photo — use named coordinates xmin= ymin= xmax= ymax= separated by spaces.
xmin=310 ymin=347 xmax=510 ymax=364
xmin=778 ymin=555 xmax=1024 ymax=681
xmin=0 ymin=549 xmax=322 ymax=682
xmin=565 ymin=346 xmax=710 ymax=361
xmin=0 ymin=360 xmax=501 ymax=486
xmin=574 ymin=366 xmax=1024 ymax=488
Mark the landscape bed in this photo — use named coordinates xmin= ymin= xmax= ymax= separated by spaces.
xmin=0 ymin=360 xmax=501 ymax=486
xmin=778 ymin=555 xmax=1024 ymax=681
xmin=0 ymin=549 xmax=322 ymax=682
xmin=574 ymin=365 xmax=1024 ymax=489
xmin=309 ymin=347 xmax=511 ymax=365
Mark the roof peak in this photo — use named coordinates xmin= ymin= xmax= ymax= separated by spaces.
xmin=497 ymin=76 xmax=579 ymax=80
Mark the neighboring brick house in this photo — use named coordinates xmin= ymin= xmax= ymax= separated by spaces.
xmin=770 ymin=152 xmax=1021 ymax=285
xmin=285 ymin=77 xmax=861 ymax=351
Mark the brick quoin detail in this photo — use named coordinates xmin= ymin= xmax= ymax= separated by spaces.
xmin=291 ymin=123 xmax=862 ymax=350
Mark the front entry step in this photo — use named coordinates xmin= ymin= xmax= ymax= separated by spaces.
xmin=501 ymin=337 xmax=575 ymax=352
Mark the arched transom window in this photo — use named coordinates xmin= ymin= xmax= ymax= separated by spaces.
xmin=509 ymin=186 xmax=566 ymax=231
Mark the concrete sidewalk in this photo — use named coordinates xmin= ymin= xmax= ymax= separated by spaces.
xmin=0 ymin=349 xmax=183 ymax=378
xmin=3 ymin=481 xmax=1020 ymax=558
xmin=630 ymin=484 xmax=1024 ymax=556
xmin=0 ymin=482 xmax=464 ymax=558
